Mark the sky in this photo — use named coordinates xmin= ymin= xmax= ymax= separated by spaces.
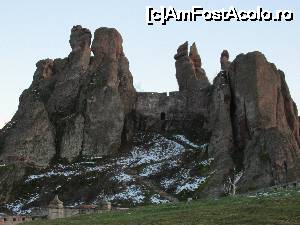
xmin=0 ymin=0 xmax=299 ymax=128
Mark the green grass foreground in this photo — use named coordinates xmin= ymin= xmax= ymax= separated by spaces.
xmin=24 ymin=189 xmax=300 ymax=225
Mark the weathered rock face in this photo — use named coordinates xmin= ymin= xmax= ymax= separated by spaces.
xmin=0 ymin=26 xmax=136 ymax=166
xmin=69 ymin=25 xmax=92 ymax=70
xmin=0 ymin=96 xmax=56 ymax=167
xmin=0 ymin=26 xmax=299 ymax=201
xmin=0 ymin=164 xmax=26 ymax=203
xmin=204 ymin=71 xmax=235 ymax=196
xmin=175 ymin=42 xmax=210 ymax=92
xmin=203 ymin=51 xmax=300 ymax=195
xmin=227 ymin=52 xmax=300 ymax=190
xmin=81 ymin=27 xmax=136 ymax=156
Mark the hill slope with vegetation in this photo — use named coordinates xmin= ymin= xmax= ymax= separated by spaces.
xmin=24 ymin=188 xmax=300 ymax=225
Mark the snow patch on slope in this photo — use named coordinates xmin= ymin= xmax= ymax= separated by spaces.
xmin=8 ymin=132 xmax=213 ymax=213
xmin=173 ymin=135 xmax=200 ymax=148
xmin=140 ymin=163 xmax=162 ymax=177
xmin=107 ymin=185 xmax=145 ymax=204
xmin=116 ymin=134 xmax=186 ymax=168
xmin=150 ymin=194 xmax=169 ymax=204
xmin=112 ymin=172 xmax=134 ymax=183
xmin=176 ymin=177 xmax=207 ymax=194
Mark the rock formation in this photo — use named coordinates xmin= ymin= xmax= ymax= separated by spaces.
xmin=0 ymin=26 xmax=299 ymax=202
xmin=205 ymin=71 xmax=235 ymax=195
xmin=203 ymin=51 xmax=300 ymax=194
xmin=220 ymin=50 xmax=230 ymax=71
xmin=0 ymin=25 xmax=136 ymax=166
xmin=228 ymin=52 xmax=300 ymax=190
xmin=174 ymin=42 xmax=210 ymax=92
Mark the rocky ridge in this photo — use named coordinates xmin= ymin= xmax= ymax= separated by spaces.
xmin=0 ymin=26 xmax=299 ymax=211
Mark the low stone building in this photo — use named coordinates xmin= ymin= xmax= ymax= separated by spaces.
xmin=0 ymin=214 xmax=32 ymax=225
xmin=47 ymin=195 xmax=112 ymax=220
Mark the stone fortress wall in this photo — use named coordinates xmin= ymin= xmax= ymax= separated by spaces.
xmin=135 ymin=89 xmax=210 ymax=133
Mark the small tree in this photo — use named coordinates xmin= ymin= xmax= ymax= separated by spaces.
xmin=223 ymin=168 xmax=242 ymax=196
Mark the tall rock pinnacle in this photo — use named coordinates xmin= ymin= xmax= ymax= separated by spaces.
xmin=228 ymin=52 xmax=300 ymax=190
xmin=69 ymin=25 xmax=92 ymax=70
xmin=0 ymin=26 xmax=136 ymax=166
xmin=174 ymin=42 xmax=210 ymax=92
xmin=220 ymin=50 xmax=230 ymax=71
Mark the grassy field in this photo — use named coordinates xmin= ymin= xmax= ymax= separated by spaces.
xmin=24 ymin=189 xmax=300 ymax=225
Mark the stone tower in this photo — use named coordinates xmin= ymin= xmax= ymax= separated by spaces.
xmin=48 ymin=195 xmax=64 ymax=220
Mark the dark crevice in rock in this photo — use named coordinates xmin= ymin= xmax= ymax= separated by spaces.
xmin=51 ymin=117 xmax=66 ymax=163
xmin=228 ymin=71 xmax=244 ymax=172
xmin=80 ymin=110 xmax=87 ymax=157
xmin=75 ymin=83 xmax=86 ymax=157
xmin=79 ymin=115 xmax=86 ymax=157
xmin=119 ymin=112 xmax=135 ymax=152
xmin=0 ymin=134 xmax=4 ymax=155
xmin=228 ymin=72 xmax=237 ymax=146
xmin=243 ymin=101 xmax=251 ymax=140
xmin=276 ymin=88 xmax=280 ymax=126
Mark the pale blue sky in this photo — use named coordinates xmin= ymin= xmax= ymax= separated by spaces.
xmin=0 ymin=0 xmax=299 ymax=128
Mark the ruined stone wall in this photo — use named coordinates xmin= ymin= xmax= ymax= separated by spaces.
xmin=136 ymin=92 xmax=185 ymax=120
xmin=135 ymin=89 xmax=211 ymax=141
xmin=136 ymin=90 xmax=210 ymax=120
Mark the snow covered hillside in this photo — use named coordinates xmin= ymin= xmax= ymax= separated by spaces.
xmin=2 ymin=132 xmax=214 ymax=214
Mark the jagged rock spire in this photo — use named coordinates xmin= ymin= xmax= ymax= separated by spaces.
xmin=174 ymin=41 xmax=188 ymax=60
xmin=189 ymin=42 xmax=202 ymax=68
xmin=68 ymin=25 xmax=92 ymax=70
xmin=174 ymin=41 xmax=210 ymax=92
xmin=220 ymin=50 xmax=230 ymax=71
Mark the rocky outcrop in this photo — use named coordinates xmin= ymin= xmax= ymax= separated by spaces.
xmin=81 ymin=27 xmax=136 ymax=156
xmin=203 ymin=51 xmax=300 ymax=195
xmin=227 ymin=52 xmax=300 ymax=191
xmin=205 ymin=71 xmax=235 ymax=196
xmin=0 ymin=26 xmax=136 ymax=166
xmin=0 ymin=97 xmax=56 ymax=167
xmin=174 ymin=42 xmax=210 ymax=92
xmin=0 ymin=26 xmax=299 ymax=200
